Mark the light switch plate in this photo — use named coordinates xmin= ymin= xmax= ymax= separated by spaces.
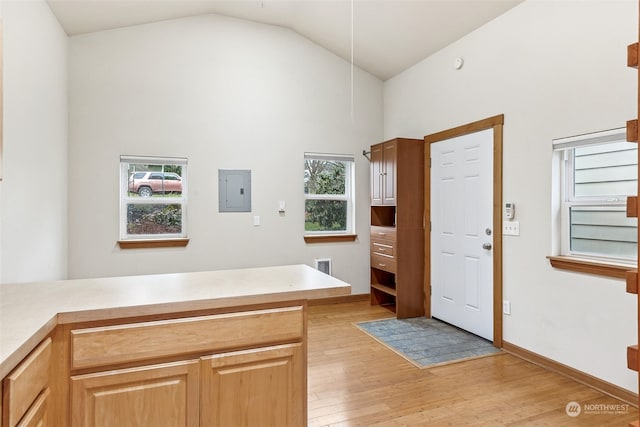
xmin=503 ymin=300 xmax=511 ymax=315
xmin=503 ymin=221 xmax=520 ymax=236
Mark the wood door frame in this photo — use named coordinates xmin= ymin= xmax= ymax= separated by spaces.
xmin=424 ymin=114 xmax=504 ymax=347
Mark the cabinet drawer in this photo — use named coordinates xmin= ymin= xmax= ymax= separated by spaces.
xmin=371 ymin=242 xmax=394 ymax=257
xmin=3 ymin=338 xmax=51 ymax=427
xmin=371 ymin=254 xmax=397 ymax=273
xmin=370 ymin=226 xmax=396 ymax=242
xmin=71 ymin=306 xmax=304 ymax=370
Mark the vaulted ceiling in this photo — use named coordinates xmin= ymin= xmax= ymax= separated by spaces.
xmin=46 ymin=0 xmax=524 ymax=80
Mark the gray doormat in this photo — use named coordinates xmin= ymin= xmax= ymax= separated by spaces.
xmin=356 ymin=317 xmax=502 ymax=368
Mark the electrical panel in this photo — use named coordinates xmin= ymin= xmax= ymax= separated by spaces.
xmin=218 ymin=169 xmax=251 ymax=212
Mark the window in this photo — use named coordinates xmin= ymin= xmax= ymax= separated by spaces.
xmin=304 ymin=153 xmax=355 ymax=235
xmin=120 ymin=156 xmax=188 ymax=243
xmin=553 ymin=128 xmax=637 ymax=264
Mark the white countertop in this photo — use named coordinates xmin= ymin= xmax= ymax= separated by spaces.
xmin=0 ymin=264 xmax=351 ymax=378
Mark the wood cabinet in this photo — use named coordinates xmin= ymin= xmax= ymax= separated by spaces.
xmin=14 ymin=388 xmax=49 ymax=427
xmin=201 ymin=343 xmax=304 ymax=427
xmin=0 ymin=265 xmax=345 ymax=427
xmin=370 ymin=142 xmax=398 ymax=205
xmin=67 ymin=304 xmax=306 ymax=427
xmin=370 ymin=138 xmax=425 ymax=319
xmin=370 ymin=226 xmax=397 ymax=274
xmin=2 ymin=338 xmax=52 ymax=427
xmin=71 ymin=344 xmax=304 ymax=427
xmin=71 ymin=360 xmax=200 ymax=427
xmin=370 ymin=143 xmax=383 ymax=205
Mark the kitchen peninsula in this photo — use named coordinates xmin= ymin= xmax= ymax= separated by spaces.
xmin=0 ymin=264 xmax=350 ymax=426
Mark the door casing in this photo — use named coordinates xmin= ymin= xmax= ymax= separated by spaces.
xmin=424 ymin=115 xmax=504 ymax=347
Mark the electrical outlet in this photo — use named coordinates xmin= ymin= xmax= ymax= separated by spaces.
xmin=503 ymin=221 xmax=520 ymax=236
xmin=503 ymin=300 xmax=511 ymax=315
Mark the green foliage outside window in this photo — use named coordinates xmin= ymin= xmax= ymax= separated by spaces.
xmin=305 ymin=160 xmax=347 ymax=231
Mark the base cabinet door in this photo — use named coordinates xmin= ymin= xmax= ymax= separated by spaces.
xmin=15 ymin=388 xmax=49 ymax=427
xmin=200 ymin=343 xmax=305 ymax=427
xmin=3 ymin=338 xmax=52 ymax=427
xmin=71 ymin=360 xmax=199 ymax=427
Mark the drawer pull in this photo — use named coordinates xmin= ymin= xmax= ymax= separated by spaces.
xmin=378 ymin=263 xmax=386 ymax=267
xmin=378 ymin=232 xmax=387 ymax=236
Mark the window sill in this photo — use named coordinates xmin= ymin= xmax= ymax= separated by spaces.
xmin=304 ymin=234 xmax=357 ymax=244
xmin=118 ymin=238 xmax=190 ymax=249
xmin=547 ymin=255 xmax=635 ymax=279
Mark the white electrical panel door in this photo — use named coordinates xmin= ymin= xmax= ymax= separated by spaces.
xmin=219 ymin=170 xmax=251 ymax=212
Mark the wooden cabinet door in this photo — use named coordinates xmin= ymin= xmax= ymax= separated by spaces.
xmin=200 ymin=343 xmax=305 ymax=427
xmin=71 ymin=360 xmax=199 ymax=427
xmin=382 ymin=141 xmax=397 ymax=205
xmin=3 ymin=338 xmax=51 ymax=427
xmin=15 ymin=388 xmax=49 ymax=427
xmin=370 ymin=143 xmax=383 ymax=205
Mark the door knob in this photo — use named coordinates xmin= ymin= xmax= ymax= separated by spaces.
xmin=482 ymin=242 xmax=492 ymax=250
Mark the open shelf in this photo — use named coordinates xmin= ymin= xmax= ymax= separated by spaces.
xmin=371 ymin=268 xmax=396 ymax=288
xmin=370 ymin=284 xmax=396 ymax=310
xmin=371 ymin=206 xmax=396 ymax=227
xmin=371 ymin=283 xmax=397 ymax=297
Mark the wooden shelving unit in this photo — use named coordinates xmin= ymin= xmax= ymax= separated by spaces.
xmin=369 ymin=138 xmax=425 ymax=319
xmin=627 ymin=16 xmax=640 ymax=425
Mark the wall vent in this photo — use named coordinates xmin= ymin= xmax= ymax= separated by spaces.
xmin=315 ymin=258 xmax=332 ymax=276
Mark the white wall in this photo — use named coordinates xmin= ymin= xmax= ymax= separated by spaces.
xmin=68 ymin=14 xmax=383 ymax=294
xmin=1 ymin=0 xmax=68 ymax=283
xmin=385 ymin=0 xmax=638 ymax=392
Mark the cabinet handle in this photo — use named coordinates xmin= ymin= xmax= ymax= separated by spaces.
xmin=378 ymin=263 xmax=386 ymax=267
xmin=378 ymin=232 xmax=387 ymax=236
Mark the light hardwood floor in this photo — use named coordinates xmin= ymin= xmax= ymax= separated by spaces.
xmin=307 ymin=301 xmax=638 ymax=426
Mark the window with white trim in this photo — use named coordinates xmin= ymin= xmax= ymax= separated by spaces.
xmin=304 ymin=153 xmax=355 ymax=235
xmin=120 ymin=156 xmax=187 ymax=241
xmin=553 ymin=128 xmax=637 ymax=263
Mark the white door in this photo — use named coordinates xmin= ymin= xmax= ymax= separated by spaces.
xmin=430 ymin=129 xmax=494 ymax=340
